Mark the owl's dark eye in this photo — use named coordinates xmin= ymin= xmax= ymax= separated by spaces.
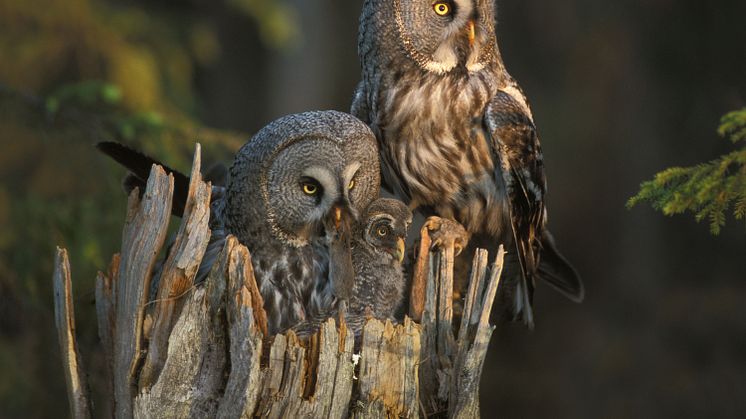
xmin=376 ymin=226 xmax=389 ymax=237
xmin=302 ymin=182 xmax=319 ymax=196
xmin=433 ymin=2 xmax=451 ymax=16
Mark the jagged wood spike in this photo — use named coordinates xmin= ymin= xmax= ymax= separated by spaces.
xmin=436 ymin=244 xmax=456 ymax=367
xmin=133 ymin=234 xmax=231 ymax=416
xmin=53 ymin=247 xmax=92 ymax=419
xmin=217 ymin=239 xmax=266 ymax=418
xmin=56 ymin=142 xmax=510 ymax=418
xmin=457 ymin=249 xmax=489 ymax=351
xmin=139 ymin=144 xmax=212 ymax=389
xmin=409 ymin=225 xmax=432 ymax=322
xmin=112 ymin=165 xmax=174 ymax=418
xmin=94 ymin=253 xmax=119 ymax=417
xmin=449 ymin=246 xmax=505 ymax=418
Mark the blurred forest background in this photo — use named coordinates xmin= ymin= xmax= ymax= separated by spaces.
xmin=0 ymin=0 xmax=744 ymax=417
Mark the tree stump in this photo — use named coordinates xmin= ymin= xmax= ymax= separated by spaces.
xmin=52 ymin=146 xmax=506 ymax=418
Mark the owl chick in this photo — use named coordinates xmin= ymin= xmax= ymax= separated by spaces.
xmin=99 ymin=111 xmax=381 ymax=335
xmin=291 ymin=197 xmax=413 ymax=338
xmin=352 ymin=0 xmax=583 ymax=327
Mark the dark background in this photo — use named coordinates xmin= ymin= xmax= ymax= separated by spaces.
xmin=0 ymin=0 xmax=744 ymax=417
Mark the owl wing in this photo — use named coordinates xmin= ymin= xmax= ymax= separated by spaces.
xmin=351 ymin=81 xmax=371 ymax=125
xmin=485 ymin=90 xmax=585 ymax=314
xmin=484 ymin=90 xmax=546 ymax=328
xmin=194 ymin=185 xmax=227 ymax=285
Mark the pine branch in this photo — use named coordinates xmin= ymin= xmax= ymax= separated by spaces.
xmin=628 ymin=108 xmax=746 ymax=234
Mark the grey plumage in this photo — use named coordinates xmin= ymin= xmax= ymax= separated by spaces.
xmin=210 ymin=111 xmax=381 ymax=334
xmin=353 ymin=0 xmax=583 ymax=327
xmin=291 ymin=197 xmax=413 ymax=337
xmin=100 ymin=111 xmax=381 ymax=335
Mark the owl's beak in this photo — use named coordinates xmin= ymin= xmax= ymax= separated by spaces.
xmin=334 ymin=207 xmax=343 ymax=230
xmin=395 ymin=237 xmax=406 ymax=263
xmin=328 ymin=203 xmax=352 ymax=234
xmin=467 ymin=20 xmax=476 ymax=47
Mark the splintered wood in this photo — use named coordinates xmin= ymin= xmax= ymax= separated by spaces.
xmin=52 ymin=145 xmax=505 ymax=418
xmin=52 ymin=248 xmax=92 ymax=419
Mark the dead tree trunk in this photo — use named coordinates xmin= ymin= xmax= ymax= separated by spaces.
xmin=52 ymin=146 xmax=505 ymax=418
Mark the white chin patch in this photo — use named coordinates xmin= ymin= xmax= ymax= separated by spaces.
xmin=467 ymin=61 xmax=485 ymax=73
xmin=425 ymin=42 xmax=458 ymax=74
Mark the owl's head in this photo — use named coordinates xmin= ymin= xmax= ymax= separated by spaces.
xmin=226 ymin=111 xmax=380 ymax=247
xmin=361 ymin=0 xmax=499 ymax=74
xmin=359 ymin=198 xmax=413 ymax=264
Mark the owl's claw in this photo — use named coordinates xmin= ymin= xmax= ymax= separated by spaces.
xmin=423 ymin=216 xmax=469 ymax=256
xmin=410 ymin=217 xmax=469 ymax=322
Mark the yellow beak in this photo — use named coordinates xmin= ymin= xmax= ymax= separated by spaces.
xmin=468 ymin=20 xmax=476 ymax=46
xmin=396 ymin=238 xmax=406 ymax=263
xmin=334 ymin=207 xmax=342 ymax=230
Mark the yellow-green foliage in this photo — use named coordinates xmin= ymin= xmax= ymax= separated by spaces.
xmin=628 ymin=108 xmax=746 ymax=234
xmin=0 ymin=0 xmax=290 ymax=414
xmin=227 ymin=0 xmax=300 ymax=50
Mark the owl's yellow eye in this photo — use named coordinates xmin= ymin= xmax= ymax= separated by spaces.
xmin=377 ymin=227 xmax=388 ymax=237
xmin=348 ymin=179 xmax=356 ymax=190
xmin=433 ymin=2 xmax=451 ymax=16
xmin=302 ymin=183 xmax=318 ymax=195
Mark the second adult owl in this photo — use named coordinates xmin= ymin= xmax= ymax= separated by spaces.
xmin=352 ymin=0 xmax=584 ymax=327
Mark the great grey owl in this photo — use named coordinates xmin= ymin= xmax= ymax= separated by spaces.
xmin=352 ymin=0 xmax=584 ymax=327
xmin=291 ymin=197 xmax=413 ymax=337
xmin=99 ymin=111 xmax=381 ymax=335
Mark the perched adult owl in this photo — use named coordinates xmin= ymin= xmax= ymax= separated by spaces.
xmin=352 ymin=0 xmax=584 ymax=327
xmin=291 ymin=197 xmax=413 ymax=337
xmin=99 ymin=111 xmax=381 ymax=335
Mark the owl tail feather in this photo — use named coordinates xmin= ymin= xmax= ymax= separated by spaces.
xmin=97 ymin=141 xmax=192 ymax=216
xmin=538 ymin=231 xmax=585 ymax=303
xmin=514 ymin=276 xmax=535 ymax=330
xmin=97 ymin=141 xmax=228 ymax=217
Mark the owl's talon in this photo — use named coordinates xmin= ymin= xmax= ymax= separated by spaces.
xmin=422 ymin=216 xmax=469 ymax=255
xmin=455 ymin=244 xmax=464 ymax=256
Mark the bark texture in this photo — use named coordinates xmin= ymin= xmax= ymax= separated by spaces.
xmin=52 ymin=146 xmax=505 ymax=418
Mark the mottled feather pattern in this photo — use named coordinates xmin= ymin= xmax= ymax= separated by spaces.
xmin=354 ymin=0 xmax=584 ymax=326
xmin=290 ymin=198 xmax=412 ymax=337
xmin=222 ymin=111 xmax=380 ymax=334
xmin=99 ymin=112 xmax=381 ymax=336
xmin=485 ymin=91 xmax=548 ymax=326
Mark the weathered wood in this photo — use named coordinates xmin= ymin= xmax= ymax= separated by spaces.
xmin=216 ymin=238 xmax=265 ymax=418
xmin=139 ymin=144 xmax=212 ymax=389
xmin=53 ymin=144 xmax=507 ymax=419
xmin=417 ymin=242 xmax=504 ymax=417
xmin=449 ymin=247 xmax=504 ymax=418
xmin=354 ymin=318 xmax=421 ymax=418
xmin=436 ymin=245 xmax=456 ymax=382
xmin=113 ymin=165 xmax=174 ymax=418
xmin=53 ymin=247 xmax=92 ymax=419
xmin=419 ymin=244 xmax=448 ymax=414
xmin=132 ymin=252 xmax=228 ymax=418
xmin=409 ymin=225 xmax=432 ymax=322
xmin=95 ymin=253 xmax=120 ymax=417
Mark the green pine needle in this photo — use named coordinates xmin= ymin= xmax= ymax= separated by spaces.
xmin=628 ymin=108 xmax=746 ymax=234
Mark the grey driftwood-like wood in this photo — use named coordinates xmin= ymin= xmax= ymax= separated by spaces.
xmin=52 ymin=247 xmax=93 ymax=419
xmin=139 ymin=144 xmax=212 ymax=389
xmin=113 ymin=163 xmax=174 ymax=418
xmin=52 ymin=145 xmax=506 ymax=418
